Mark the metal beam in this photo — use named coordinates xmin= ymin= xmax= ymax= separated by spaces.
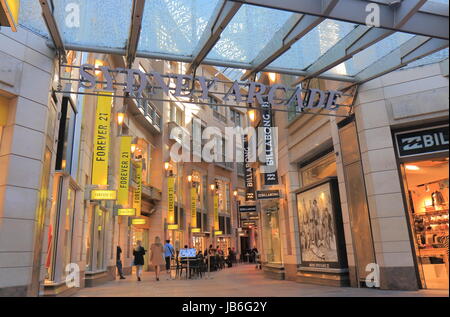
xmin=354 ymin=36 xmax=449 ymax=84
xmin=242 ymin=0 xmax=340 ymax=80
xmin=297 ymin=26 xmax=394 ymax=83
xmin=49 ymin=41 xmax=357 ymax=82
xmin=228 ymin=0 xmax=449 ymax=40
xmin=126 ymin=0 xmax=146 ymax=68
xmin=187 ymin=0 xmax=242 ymax=73
xmin=39 ymin=0 xmax=66 ymax=61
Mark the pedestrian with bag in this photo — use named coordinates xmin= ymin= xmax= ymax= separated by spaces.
xmin=116 ymin=245 xmax=126 ymax=280
xmin=133 ymin=240 xmax=146 ymax=282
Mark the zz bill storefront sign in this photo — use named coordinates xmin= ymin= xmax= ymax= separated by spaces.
xmin=261 ymin=102 xmax=278 ymax=185
xmin=395 ymin=125 xmax=449 ymax=159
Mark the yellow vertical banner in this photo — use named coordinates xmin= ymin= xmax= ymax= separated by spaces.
xmin=191 ymin=186 xmax=197 ymax=228
xmin=133 ymin=160 xmax=142 ymax=216
xmin=167 ymin=176 xmax=176 ymax=224
xmin=214 ymin=193 xmax=219 ymax=231
xmin=91 ymin=93 xmax=112 ymax=185
xmin=118 ymin=136 xmax=132 ymax=206
xmin=0 ymin=0 xmax=20 ymax=31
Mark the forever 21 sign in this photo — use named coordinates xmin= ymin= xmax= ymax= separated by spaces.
xmin=395 ymin=125 xmax=449 ymax=158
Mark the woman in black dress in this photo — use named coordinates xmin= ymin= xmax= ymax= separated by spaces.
xmin=133 ymin=240 xmax=146 ymax=281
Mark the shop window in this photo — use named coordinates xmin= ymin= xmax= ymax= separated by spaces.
xmin=219 ymin=216 xmax=225 ymax=232
xmin=170 ymin=104 xmax=185 ymax=127
xmin=217 ymin=180 xmax=231 ymax=214
xmin=402 ymin=158 xmax=449 ymax=290
xmin=135 ymin=139 xmax=151 ymax=184
xmin=55 ymin=97 xmax=77 ymax=172
xmin=262 ymin=206 xmax=282 ymax=264
xmin=45 ymin=176 xmax=77 ymax=283
xmin=300 ymin=151 xmax=337 ymax=187
xmin=226 ymin=217 xmax=231 ymax=235
xmin=230 ymin=109 xmax=242 ymax=127
xmin=86 ymin=205 xmax=108 ymax=272
xmin=203 ymin=213 xmax=208 ymax=231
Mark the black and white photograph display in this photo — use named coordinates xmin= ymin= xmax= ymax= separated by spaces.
xmin=297 ymin=182 xmax=339 ymax=266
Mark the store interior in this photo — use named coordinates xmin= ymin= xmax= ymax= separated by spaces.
xmin=404 ymin=157 xmax=449 ymax=290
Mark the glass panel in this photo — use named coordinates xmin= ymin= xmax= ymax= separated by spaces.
xmin=45 ymin=175 xmax=63 ymax=283
xmin=270 ymin=19 xmax=356 ymax=71
xmin=138 ymin=0 xmax=220 ymax=56
xmin=62 ymin=186 xmax=76 ymax=280
xmin=207 ymin=5 xmax=292 ymax=63
xmin=301 ymin=152 xmax=337 ymax=187
xmin=339 ymin=122 xmax=360 ymax=165
xmin=403 ymin=48 xmax=449 ymax=70
xmin=327 ymin=32 xmax=414 ymax=76
xmin=19 ymin=0 xmax=49 ymax=37
xmin=262 ymin=207 xmax=282 ymax=264
xmin=402 ymin=158 xmax=449 ymax=290
xmin=53 ymin=0 xmax=133 ymax=49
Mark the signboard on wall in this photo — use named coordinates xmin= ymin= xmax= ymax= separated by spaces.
xmin=239 ymin=205 xmax=257 ymax=213
xmin=256 ymin=190 xmax=280 ymax=200
xmin=395 ymin=125 xmax=449 ymax=158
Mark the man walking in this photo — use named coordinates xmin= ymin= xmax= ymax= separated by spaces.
xmin=163 ymin=239 xmax=175 ymax=279
xmin=116 ymin=245 xmax=126 ymax=279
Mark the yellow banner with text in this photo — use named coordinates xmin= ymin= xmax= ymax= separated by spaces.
xmin=191 ymin=186 xmax=197 ymax=229
xmin=167 ymin=176 xmax=176 ymax=224
xmin=214 ymin=193 xmax=219 ymax=231
xmin=118 ymin=136 xmax=132 ymax=206
xmin=91 ymin=93 xmax=112 ymax=186
xmin=133 ymin=160 xmax=142 ymax=217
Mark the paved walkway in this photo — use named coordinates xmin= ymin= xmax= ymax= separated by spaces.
xmin=73 ymin=264 xmax=448 ymax=297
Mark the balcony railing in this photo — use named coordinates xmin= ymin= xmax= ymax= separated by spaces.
xmin=137 ymin=99 xmax=162 ymax=132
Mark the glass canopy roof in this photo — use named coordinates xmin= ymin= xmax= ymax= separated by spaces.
xmin=18 ymin=0 xmax=449 ymax=82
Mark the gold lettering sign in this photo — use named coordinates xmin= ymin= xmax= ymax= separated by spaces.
xmin=91 ymin=190 xmax=117 ymax=200
xmin=191 ymin=186 xmax=197 ymax=229
xmin=133 ymin=160 xmax=142 ymax=216
xmin=167 ymin=176 xmax=176 ymax=224
xmin=118 ymin=136 xmax=132 ymax=206
xmin=214 ymin=193 xmax=219 ymax=231
xmin=117 ymin=208 xmax=135 ymax=216
xmin=91 ymin=93 xmax=112 ymax=185
xmin=131 ymin=218 xmax=146 ymax=225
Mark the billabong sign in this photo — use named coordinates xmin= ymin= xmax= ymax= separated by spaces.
xmin=78 ymin=64 xmax=342 ymax=110
xmin=239 ymin=205 xmax=257 ymax=213
xmin=395 ymin=125 xmax=449 ymax=158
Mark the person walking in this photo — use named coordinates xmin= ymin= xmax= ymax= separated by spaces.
xmin=163 ymin=239 xmax=175 ymax=279
xmin=116 ymin=245 xmax=125 ymax=279
xmin=133 ymin=240 xmax=146 ymax=282
xmin=150 ymin=236 xmax=165 ymax=281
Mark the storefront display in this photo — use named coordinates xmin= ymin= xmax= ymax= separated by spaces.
xmin=261 ymin=202 xmax=282 ymax=264
xmin=402 ymin=158 xmax=449 ymax=289
xmin=295 ymin=178 xmax=347 ymax=271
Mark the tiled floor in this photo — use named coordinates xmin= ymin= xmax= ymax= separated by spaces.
xmin=72 ymin=264 xmax=449 ymax=297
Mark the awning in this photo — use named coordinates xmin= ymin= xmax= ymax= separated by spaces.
xmin=19 ymin=0 xmax=449 ymax=84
